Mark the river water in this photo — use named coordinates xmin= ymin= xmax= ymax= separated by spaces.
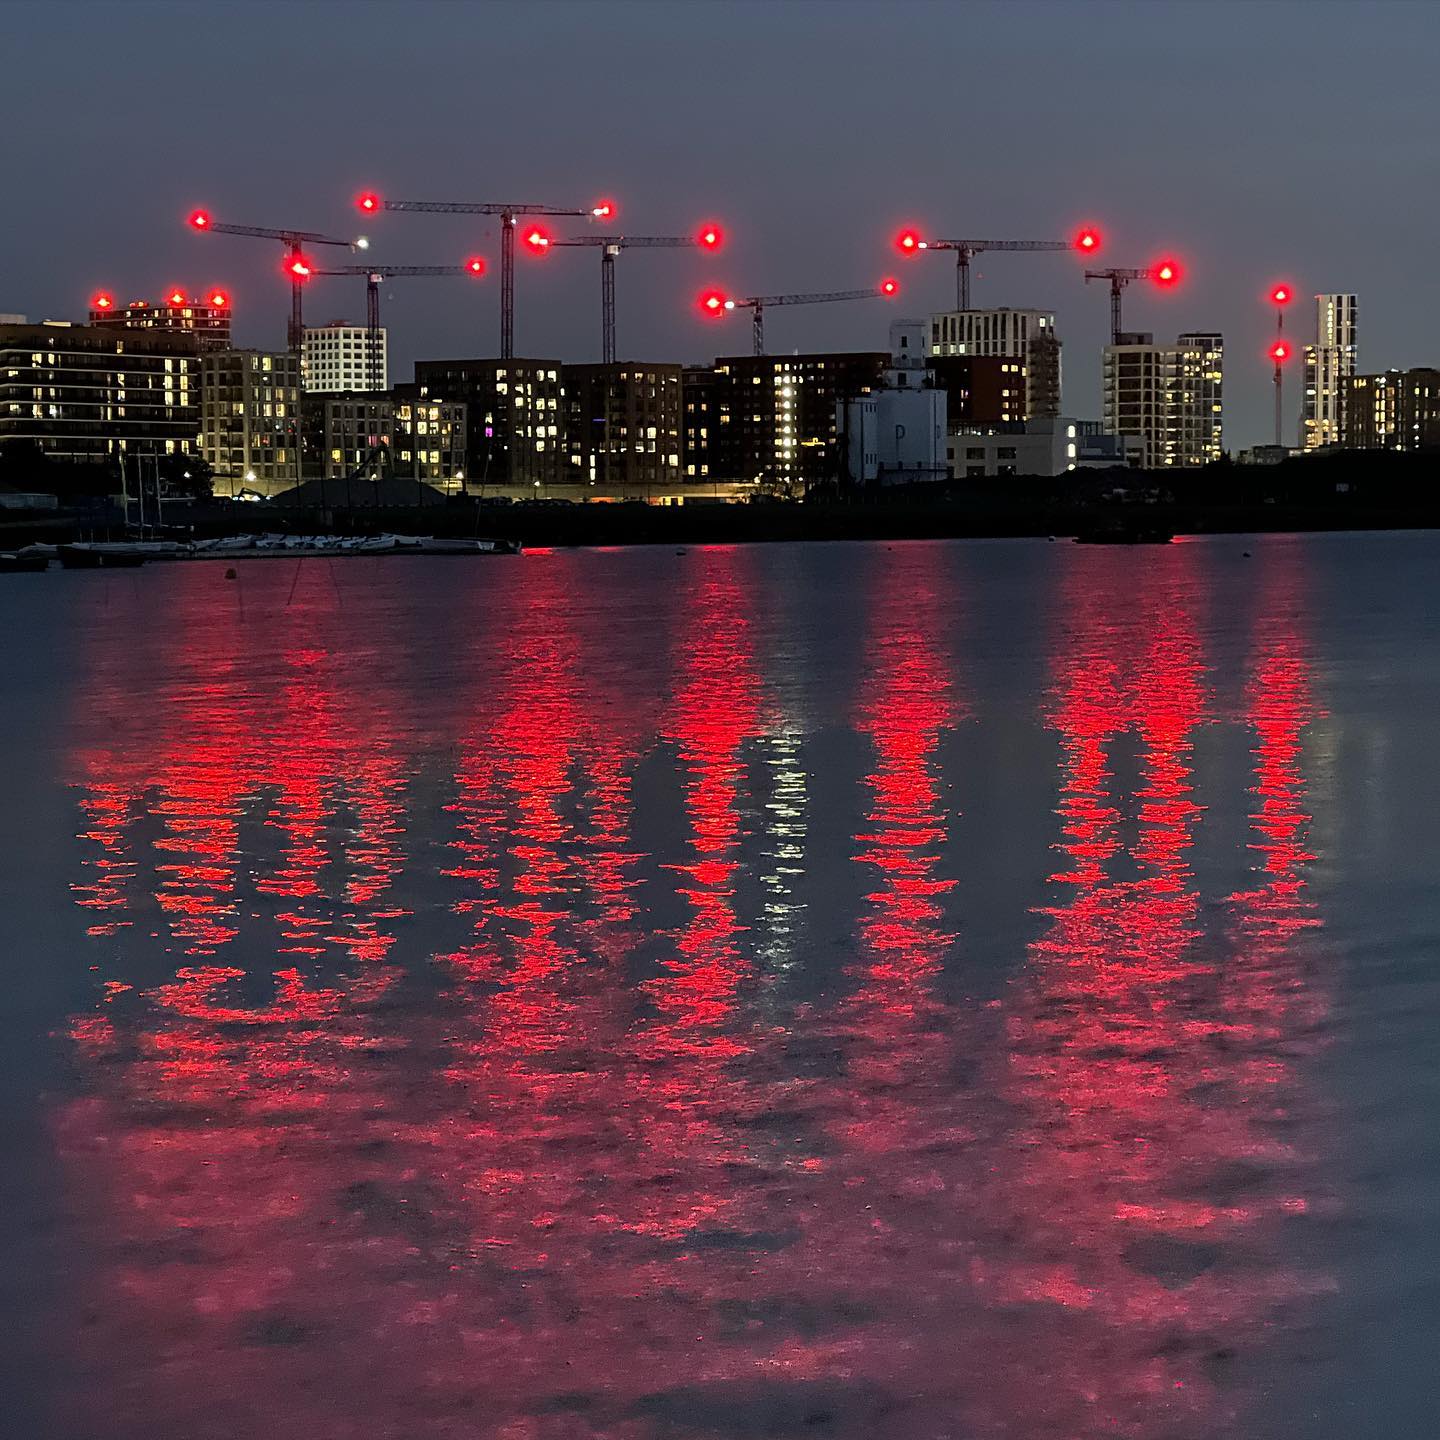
xmin=1 ymin=533 xmax=1437 ymax=1439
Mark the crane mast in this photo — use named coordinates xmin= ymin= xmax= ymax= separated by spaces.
xmin=896 ymin=227 xmax=1100 ymax=308
xmin=1085 ymin=267 xmax=1157 ymax=345
xmin=359 ymin=196 xmax=605 ymax=358
xmin=926 ymin=239 xmax=1071 ymax=310
xmin=187 ymin=213 xmax=357 ymax=353
xmin=728 ymin=287 xmax=895 ymax=356
xmin=550 ymin=234 xmax=706 ymax=364
xmin=311 ymin=265 xmax=479 ymax=391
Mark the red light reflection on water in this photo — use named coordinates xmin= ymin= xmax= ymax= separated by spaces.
xmin=981 ymin=548 xmax=1329 ymax=1439
xmin=50 ymin=552 xmax=1333 ymax=1440
xmin=840 ymin=544 xmax=961 ymax=1132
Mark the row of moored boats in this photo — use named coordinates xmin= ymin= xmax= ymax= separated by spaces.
xmin=0 ymin=534 xmax=522 ymax=572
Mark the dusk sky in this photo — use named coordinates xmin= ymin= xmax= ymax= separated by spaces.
xmin=5 ymin=0 xmax=1436 ymax=448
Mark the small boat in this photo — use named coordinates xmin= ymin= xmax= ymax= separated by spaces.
xmin=1074 ymin=520 xmax=1173 ymax=545
xmin=118 ymin=540 xmax=190 ymax=560
xmin=0 ymin=552 xmax=49 ymax=573
xmin=421 ymin=537 xmax=522 ymax=556
xmin=57 ymin=543 xmax=147 ymax=569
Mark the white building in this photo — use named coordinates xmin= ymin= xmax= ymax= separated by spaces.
xmin=929 ymin=307 xmax=1061 ymax=418
xmin=1301 ymin=294 xmax=1357 ymax=450
xmin=947 ymin=418 xmax=1137 ymax=480
xmin=841 ymin=320 xmax=947 ymax=485
xmin=302 ymin=323 xmax=387 ymax=393
xmin=1102 ymin=331 xmax=1223 ymax=468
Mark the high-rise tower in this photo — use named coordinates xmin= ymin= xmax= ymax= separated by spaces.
xmin=1300 ymin=294 xmax=1357 ymax=449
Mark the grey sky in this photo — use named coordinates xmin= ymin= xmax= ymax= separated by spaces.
xmin=4 ymin=0 xmax=1436 ymax=448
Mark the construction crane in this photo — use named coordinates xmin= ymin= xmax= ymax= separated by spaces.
xmin=700 ymin=281 xmax=899 ymax=355
xmin=1085 ymin=261 xmax=1181 ymax=344
xmin=896 ymin=227 xmax=1102 ymax=309
xmin=310 ymin=260 xmax=487 ymax=391
xmin=187 ymin=210 xmax=362 ymax=352
xmin=355 ymin=192 xmax=614 ymax=358
xmin=544 ymin=225 xmax=724 ymax=363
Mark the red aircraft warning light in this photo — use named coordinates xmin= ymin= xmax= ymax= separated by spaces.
xmin=896 ymin=228 xmax=925 ymax=254
xmin=881 ymin=278 xmax=899 ymax=296
xmin=168 ymin=289 xmax=187 ymax=306
xmin=1074 ymin=226 xmax=1102 ymax=254
xmin=1154 ymin=259 xmax=1181 ymax=286
xmin=189 ymin=209 xmax=211 ymax=230
xmin=287 ymin=255 xmax=312 ymax=279
xmin=1270 ymin=339 xmax=1292 ymax=362
xmin=466 ymin=256 xmax=487 ymax=276
xmin=591 ymin=199 xmax=617 ymax=221
xmin=92 ymin=293 xmax=113 ymax=311
xmin=357 ymin=191 xmax=381 ymax=214
xmin=1270 ymin=283 xmax=1292 ymax=306
xmin=698 ymin=288 xmax=730 ymax=317
xmin=698 ymin=223 xmax=724 ymax=250
xmin=524 ymin=225 xmax=552 ymax=253
xmin=209 ymin=290 xmax=229 ymax=308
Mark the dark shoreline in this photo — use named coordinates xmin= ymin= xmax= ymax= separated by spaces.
xmin=8 ymin=499 xmax=1440 ymax=551
xmin=8 ymin=452 xmax=1440 ymax=550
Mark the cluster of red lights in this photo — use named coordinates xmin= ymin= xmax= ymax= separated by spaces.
xmin=697 ymin=279 xmax=899 ymax=318
xmin=1269 ymin=282 xmax=1294 ymax=362
xmin=894 ymin=225 xmax=1104 ymax=257
xmin=93 ymin=290 xmax=229 ymax=311
xmin=183 ymin=198 xmax=1300 ymax=369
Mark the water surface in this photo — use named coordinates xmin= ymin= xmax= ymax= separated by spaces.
xmin=3 ymin=534 xmax=1438 ymax=1438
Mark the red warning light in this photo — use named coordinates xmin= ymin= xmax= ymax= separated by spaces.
xmin=209 ymin=291 xmax=229 ymax=308
xmin=591 ymin=198 xmax=616 ymax=221
xmin=92 ymin=292 xmax=114 ymax=311
xmin=1074 ymin=226 xmax=1102 ymax=253
xmin=357 ymin=191 xmax=381 ymax=214
xmin=189 ymin=209 xmax=211 ymax=230
xmin=880 ymin=278 xmax=899 ymax=296
xmin=523 ymin=225 xmax=551 ymax=253
xmin=465 ymin=256 xmax=486 ymax=276
xmin=1153 ymin=259 xmax=1181 ymax=286
xmin=1270 ymin=283 xmax=1292 ymax=305
xmin=286 ymin=255 xmax=312 ymax=279
xmin=168 ymin=289 xmax=186 ymax=306
xmin=896 ymin=228 xmax=924 ymax=254
xmin=698 ymin=288 xmax=729 ymax=317
xmin=697 ymin=223 xmax=724 ymax=251
xmin=1270 ymin=339 xmax=1292 ymax=362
